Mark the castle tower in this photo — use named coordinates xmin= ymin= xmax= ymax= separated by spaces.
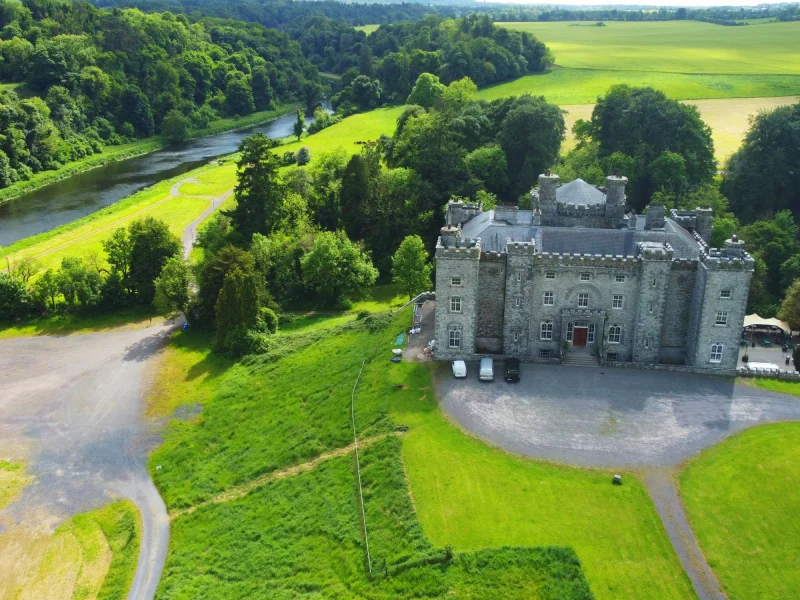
xmin=632 ymin=242 xmax=673 ymax=364
xmin=538 ymin=172 xmax=559 ymax=224
xmin=503 ymin=240 xmax=536 ymax=357
xmin=695 ymin=208 xmax=714 ymax=246
xmin=605 ymin=175 xmax=627 ymax=223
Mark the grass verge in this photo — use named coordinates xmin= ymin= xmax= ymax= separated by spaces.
xmin=0 ymin=306 xmax=160 ymax=341
xmin=679 ymin=422 xmax=800 ymax=599
xmin=736 ymin=376 xmax=800 ymax=397
xmin=0 ymin=461 xmax=30 ymax=510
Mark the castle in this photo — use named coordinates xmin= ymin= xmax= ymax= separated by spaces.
xmin=433 ymin=173 xmax=754 ymax=372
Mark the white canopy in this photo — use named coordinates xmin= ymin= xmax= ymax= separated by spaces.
xmin=743 ymin=314 xmax=791 ymax=333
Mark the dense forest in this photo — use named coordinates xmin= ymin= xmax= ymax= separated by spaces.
xmin=0 ymin=0 xmax=321 ymax=189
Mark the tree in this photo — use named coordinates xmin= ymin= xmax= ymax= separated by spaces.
xmin=296 ymin=146 xmax=311 ymax=166
xmin=465 ymin=145 xmax=509 ymax=197
xmin=0 ymin=272 xmax=31 ymax=320
xmin=224 ymin=77 xmax=255 ymax=116
xmin=779 ymin=279 xmax=800 ymax=331
xmin=161 ymin=109 xmax=191 ymax=144
xmin=301 ymin=231 xmax=378 ymax=306
xmin=118 ymin=85 xmax=154 ymax=137
xmin=154 ymin=256 xmax=191 ymax=317
xmin=498 ymin=95 xmax=566 ymax=197
xmin=407 ymin=72 xmax=445 ymax=108
xmin=57 ymin=257 xmax=101 ymax=309
xmin=228 ymin=133 xmax=285 ymax=240
xmin=12 ymin=256 xmax=40 ymax=284
xmin=214 ymin=267 xmax=260 ymax=353
xmin=392 ymin=235 xmax=432 ymax=299
xmin=723 ymin=103 xmax=800 ymax=223
xmin=127 ymin=217 xmax=182 ymax=304
xmin=33 ymin=269 xmax=59 ymax=311
xmin=197 ymin=244 xmax=255 ymax=324
xmin=442 ymin=77 xmax=477 ymax=109
xmin=293 ymin=109 xmax=305 ymax=141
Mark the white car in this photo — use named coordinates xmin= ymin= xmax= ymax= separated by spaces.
xmin=452 ymin=360 xmax=467 ymax=378
xmin=479 ymin=357 xmax=494 ymax=382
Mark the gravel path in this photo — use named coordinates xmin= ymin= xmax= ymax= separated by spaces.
xmin=0 ymin=324 xmax=174 ymax=600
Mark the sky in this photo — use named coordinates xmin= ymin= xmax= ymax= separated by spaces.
xmin=481 ymin=0 xmax=777 ymax=6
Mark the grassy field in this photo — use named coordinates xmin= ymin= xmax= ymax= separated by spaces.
xmin=561 ymin=96 xmax=798 ymax=159
xmin=0 ymin=500 xmax=141 ymax=600
xmin=147 ymin=309 xmax=693 ymax=598
xmin=679 ymin=423 xmax=800 ymax=599
xmin=498 ymin=21 xmax=800 ymax=74
xmin=0 ymin=461 xmax=30 ymax=510
xmin=736 ymin=376 xmax=800 ymax=397
xmin=355 ymin=24 xmax=379 ymax=34
xmin=0 ymin=306 xmax=162 ymax=341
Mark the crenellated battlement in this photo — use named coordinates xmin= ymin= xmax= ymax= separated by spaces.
xmin=506 ymin=239 xmax=536 ymax=256
xmin=556 ymin=201 xmax=606 ymax=218
xmin=435 ymin=236 xmax=481 ymax=260
xmin=637 ymin=241 xmax=673 ymax=260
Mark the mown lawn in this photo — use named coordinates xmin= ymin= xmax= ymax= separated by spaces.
xmin=499 ymin=20 xmax=800 ymax=75
xmin=389 ymin=362 xmax=696 ymax=600
xmin=354 ymin=24 xmax=379 ymax=34
xmin=736 ymin=376 xmax=800 ymax=397
xmin=0 ymin=500 xmax=141 ymax=600
xmin=0 ymin=306 xmax=160 ymax=341
xmin=0 ymin=461 xmax=30 ymax=510
xmin=679 ymin=423 xmax=800 ymax=599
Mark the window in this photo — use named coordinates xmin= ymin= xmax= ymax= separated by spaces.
xmin=449 ymin=329 xmax=461 ymax=348
xmin=613 ymin=295 xmax=624 ymax=309
xmin=710 ymin=343 xmax=723 ymax=363
xmin=578 ymin=293 xmax=589 ymax=307
xmin=517 ymin=272 xmax=521 ymax=282
xmin=580 ymin=273 xmax=591 ymax=281
xmin=539 ymin=349 xmax=552 ymax=359
xmin=652 ymin=278 xmax=657 ymax=287
xmin=645 ymin=337 xmax=650 ymax=349
xmin=606 ymin=352 xmax=618 ymax=362
xmin=649 ymin=303 xmax=653 ymax=314
xmin=608 ymin=325 xmax=621 ymax=344
xmin=615 ymin=274 xmax=626 ymax=283
xmin=515 ymin=298 xmax=521 ymax=308
xmin=720 ymin=290 xmax=731 ymax=299
xmin=450 ymin=297 xmax=461 ymax=313
xmin=451 ymin=276 xmax=462 ymax=286
xmin=567 ymin=322 xmax=574 ymax=342
xmin=540 ymin=321 xmax=553 ymax=340
xmin=513 ymin=332 xmax=518 ymax=342
xmin=715 ymin=311 xmax=728 ymax=326
xmin=545 ymin=271 xmax=556 ymax=280
xmin=543 ymin=291 xmax=554 ymax=306
xmin=588 ymin=323 xmax=595 ymax=343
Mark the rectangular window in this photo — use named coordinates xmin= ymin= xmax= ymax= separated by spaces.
xmin=649 ymin=303 xmax=653 ymax=314
xmin=449 ymin=329 xmax=461 ymax=348
xmin=710 ymin=343 xmax=723 ymax=363
xmin=606 ymin=352 xmax=618 ymax=362
xmin=513 ymin=332 xmax=518 ymax=342
xmin=515 ymin=298 xmax=521 ymax=308
xmin=450 ymin=297 xmax=461 ymax=313
xmin=652 ymin=278 xmax=657 ymax=287
xmin=715 ymin=311 xmax=728 ymax=326
xmin=588 ymin=322 xmax=596 ymax=343
xmin=567 ymin=322 xmax=574 ymax=342
xmin=540 ymin=321 xmax=553 ymax=340
xmin=451 ymin=276 xmax=462 ymax=286
xmin=545 ymin=271 xmax=556 ymax=280
xmin=517 ymin=272 xmax=522 ymax=282
xmin=580 ymin=273 xmax=591 ymax=281
xmin=612 ymin=295 xmax=624 ymax=309
xmin=543 ymin=291 xmax=554 ymax=306
xmin=539 ymin=349 xmax=552 ymax=359
xmin=615 ymin=274 xmax=625 ymax=283
xmin=608 ymin=325 xmax=621 ymax=344
xmin=578 ymin=293 xmax=589 ymax=307
xmin=720 ymin=290 xmax=731 ymax=299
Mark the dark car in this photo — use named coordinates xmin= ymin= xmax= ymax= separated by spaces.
xmin=504 ymin=358 xmax=520 ymax=382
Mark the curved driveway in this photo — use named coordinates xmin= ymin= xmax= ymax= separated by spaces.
xmin=437 ymin=363 xmax=800 ymax=468
xmin=0 ymin=324 xmax=174 ymax=600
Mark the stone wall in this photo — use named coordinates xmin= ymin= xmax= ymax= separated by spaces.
xmin=660 ymin=260 xmax=698 ymax=364
xmin=433 ymin=241 xmax=481 ymax=360
xmin=632 ymin=246 xmax=672 ymax=364
xmin=476 ymin=252 xmax=507 ymax=354
xmin=503 ymin=242 xmax=536 ymax=356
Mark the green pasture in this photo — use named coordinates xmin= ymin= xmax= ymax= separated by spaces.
xmin=0 ymin=306 xmax=160 ymax=341
xmin=355 ymin=24 xmax=380 ymax=34
xmin=499 ymin=20 xmax=800 ymax=74
xmin=680 ymin=423 xmax=800 ymax=599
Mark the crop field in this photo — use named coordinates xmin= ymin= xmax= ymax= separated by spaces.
xmin=680 ymin=423 xmax=800 ymax=599
xmin=498 ymin=21 xmax=800 ymax=75
xmin=0 ymin=500 xmax=141 ymax=600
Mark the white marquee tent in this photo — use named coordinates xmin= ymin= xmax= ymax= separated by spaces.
xmin=743 ymin=314 xmax=791 ymax=333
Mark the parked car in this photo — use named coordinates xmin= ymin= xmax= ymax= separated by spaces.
xmin=479 ymin=357 xmax=494 ymax=382
xmin=504 ymin=358 xmax=520 ymax=382
xmin=452 ymin=360 xmax=467 ymax=378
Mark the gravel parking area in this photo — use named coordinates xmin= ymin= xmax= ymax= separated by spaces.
xmin=437 ymin=361 xmax=800 ymax=468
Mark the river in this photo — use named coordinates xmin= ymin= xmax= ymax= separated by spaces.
xmin=0 ymin=111 xmax=309 ymax=246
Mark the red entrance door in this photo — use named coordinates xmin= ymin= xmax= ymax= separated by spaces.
xmin=573 ymin=327 xmax=588 ymax=347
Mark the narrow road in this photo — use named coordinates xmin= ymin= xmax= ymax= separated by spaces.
xmin=0 ymin=324 xmax=175 ymax=600
xmin=643 ymin=469 xmax=726 ymax=600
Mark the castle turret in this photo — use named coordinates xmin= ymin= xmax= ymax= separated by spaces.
xmin=605 ymin=175 xmax=627 ymax=222
xmin=632 ymin=241 xmax=673 ymax=364
xmin=695 ymin=208 xmax=713 ymax=246
xmin=538 ymin=172 xmax=559 ymax=223
xmin=645 ymin=205 xmax=665 ymax=230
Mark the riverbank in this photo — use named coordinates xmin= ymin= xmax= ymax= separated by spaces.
xmin=0 ymin=106 xmax=296 ymax=207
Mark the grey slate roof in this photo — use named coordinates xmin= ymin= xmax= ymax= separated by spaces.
xmin=556 ymin=179 xmax=606 ymax=206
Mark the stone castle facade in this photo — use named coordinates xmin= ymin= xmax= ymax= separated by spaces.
xmin=433 ymin=173 xmax=754 ymax=372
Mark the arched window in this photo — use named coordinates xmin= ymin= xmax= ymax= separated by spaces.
xmin=449 ymin=329 xmax=461 ymax=348
xmin=588 ymin=322 xmax=596 ymax=343
xmin=540 ymin=321 xmax=553 ymax=340
xmin=710 ymin=343 xmax=723 ymax=363
xmin=608 ymin=325 xmax=621 ymax=344
xmin=567 ymin=322 xmax=573 ymax=342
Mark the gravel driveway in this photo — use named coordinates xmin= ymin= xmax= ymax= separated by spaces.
xmin=0 ymin=324 xmax=174 ymax=600
xmin=438 ymin=362 xmax=800 ymax=468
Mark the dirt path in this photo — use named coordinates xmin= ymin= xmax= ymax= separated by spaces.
xmin=0 ymin=324 xmax=176 ymax=600
xmin=181 ymin=189 xmax=232 ymax=259
xmin=170 ymin=432 xmax=396 ymax=520
xmin=643 ymin=469 xmax=727 ymax=600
